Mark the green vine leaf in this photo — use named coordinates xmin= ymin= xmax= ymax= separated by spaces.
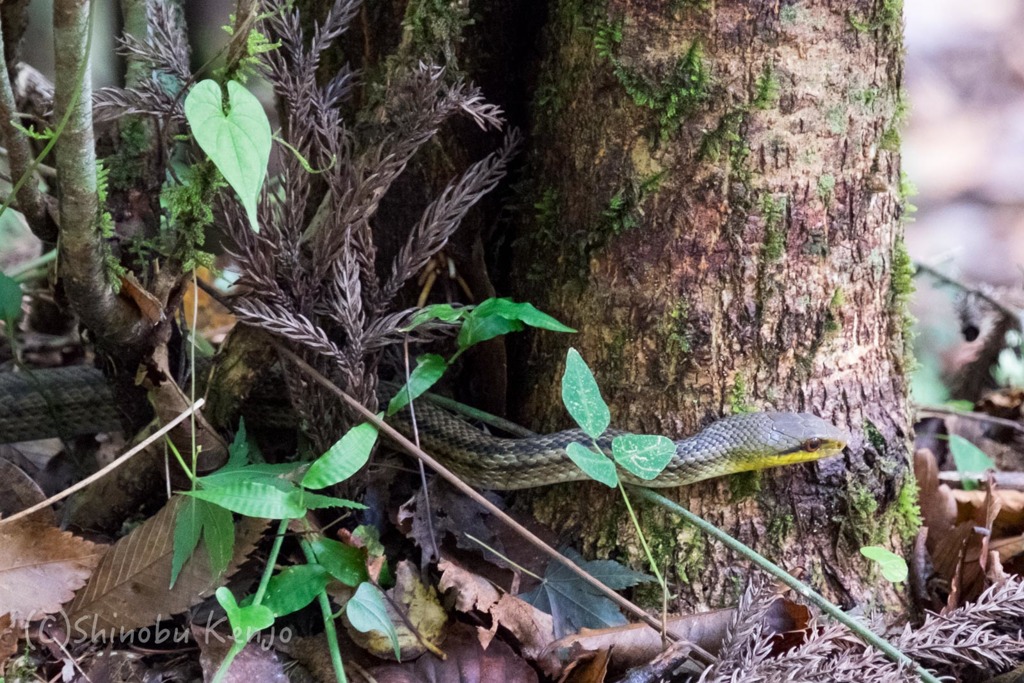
xmin=948 ymin=434 xmax=996 ymax=491
xmin=860 ymin=546 xmax=908 ymax=583
xmin=387 ymin=354 xmax=448 ymax=416
xmin=565 ymin=442 xmax=618 ymax=488
xmin=260 ymin=564 xmax=330 ymax=617
xmin=184 ymin=79 xmax=271 ymax=233
xmin=347 ymin=583 xmax=401 ymax=660
xmin=561 ymin=348 xmax=610 ymax=438
xmin=611 ymin=434 xmax=675 ymax=480
xmin=0 ymin=273 xmax=22 ymax=328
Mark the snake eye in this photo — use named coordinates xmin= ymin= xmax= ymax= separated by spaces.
xmin=803 ymin=437 xmax=823 ymax=452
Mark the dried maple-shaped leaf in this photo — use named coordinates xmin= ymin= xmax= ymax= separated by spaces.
xmin=0 ymin=518 xmax=102 ymax=626
xmin=438 ymin=559 xmax=554 ymax=661
xmin=67 ymin=495 xmax=268 ymax=635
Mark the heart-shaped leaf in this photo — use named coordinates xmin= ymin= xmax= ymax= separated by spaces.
xmin=184 ymin=80 xmax=271 ymax=233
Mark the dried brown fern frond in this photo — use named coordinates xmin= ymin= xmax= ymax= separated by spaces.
xmin=93 ymin=2 xmax=190 ymax=122
xmin=699 ymin=576 xmax=1024 ymax=683
xmin=215 ymin=0 xmax=516 ymax=448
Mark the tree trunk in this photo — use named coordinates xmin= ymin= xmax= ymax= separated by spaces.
xmin=508 ymin=0 xmax=916 ymax=611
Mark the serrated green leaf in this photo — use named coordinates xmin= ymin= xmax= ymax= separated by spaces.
xmin=520 ymin=548 xmax=653 ymax=638
xmin=565 ymin=442 xmax=618 ymax=487
xmin=199 ymin=462 xmax=299 ymax=487
xmin=347 ymin=583 xmax=401 ymax=660
xmin=612 ymin=435 xmax=675 ymax=480
xmin=172 ymin=496 xmax=234 ymax=588
xmin=184 ymin=80 xmax=271 ymax=233
xmin=171 ymin=496 xmax=203 ymax=587
xmin=948 ymin=434 xmax=996 ymax=491
xmin=387 ymin=354 xmax=448 ymax=416
xmin=0 ymin=272 xmax=22 ymax=327
xmin=860 ymin=546 xmax=908 ymax=583
xmin=216 ymin=587 xmax=275 ymax=643
xmin=302 ymin=422 xmax=378 ymax=489
xmin=309 ymin=537 xmax=369 ymax=587
xmin=261 ymin=564 xmax=330 ymax=617
xmin=561 ymin=348 xmax=610 ymax=438
xmin=185 ymin=480 xmax=306 ymax=518
xmin=288 ymin=489 xmax=367 ymax=511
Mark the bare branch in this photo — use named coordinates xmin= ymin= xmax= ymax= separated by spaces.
xmin=0 ymin=33 xmax=57 ymax=241
xmin=54 ymin=0 xmax=148 ymax=346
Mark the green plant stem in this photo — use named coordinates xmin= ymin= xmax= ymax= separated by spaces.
xmin=253 ymin=518 xmax=289 ymax=604
xmin=629 ymin=487 xmax=942 ymax=683
xmin=300 ymin=537 xmax=348 ymax=683
xmin=617 ymin=480 xmax=669 ymax=637
xmin=8 ymin=249 xmax=57 ymax=282
xmin=164 ymin=438 xmax=198 ymax=482
xmin=212 ymin=518 xmax=289 ymax=683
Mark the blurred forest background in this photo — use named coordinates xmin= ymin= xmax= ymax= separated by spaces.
xmin=902 ymin=0 xmax=1024 ymax=403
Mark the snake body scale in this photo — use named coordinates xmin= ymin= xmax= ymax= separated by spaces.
xmin=0 ymin=366 xmax=849 ymax=490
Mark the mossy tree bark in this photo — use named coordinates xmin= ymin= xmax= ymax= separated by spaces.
xmin=508 ymin=0 xmax=916 ymax=611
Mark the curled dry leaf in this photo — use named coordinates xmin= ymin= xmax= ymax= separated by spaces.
xmin=0 ymin=518 xmax=102 ymax=627
xmin=438 ymin=559 xmax=555 ymax=663
xmin=914 ymin=448 xmax=956 ymax=547
xmin=346 ymin=560 xmax=447 ymax=661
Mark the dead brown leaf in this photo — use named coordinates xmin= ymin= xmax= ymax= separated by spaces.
xmin=67 ymin=495 xmax=268 ymax=635
xmin=0 ymin=458 xmax=53 ymax=524
xmin=193 ymin=624 xmax=289 ymax=683
xmin=119 ymin=271 xmax=165 ymax=323
xmin=538 ymin=595 xmax=806 ymax=677
xmin=0 ymin=614 xmax=17 ymax=671
xmin=369 ymin=622 xmax=538 ymax=683
xmin=557 ymin=648 xmax=609 ymax=683
xmin=438 ymin=558 xmax=555 ymax=662
xmin=914 ymin=448 xmax=956 ymax=551
xmin=952 ymin=488 xmax=1024 ymax=536
xmin=0 ymin=518 xmax=101 ymax=626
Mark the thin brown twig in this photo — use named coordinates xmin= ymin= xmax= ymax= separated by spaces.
xmin=270 ymin=340 xmax=700 ymax=652
xmin=0 ymin=398 xmax=205 ymax=525
xmin=916 ymin=404 xmax=1024 ymax=434
xmin=403 ymin=338 xmax=441 ymax=563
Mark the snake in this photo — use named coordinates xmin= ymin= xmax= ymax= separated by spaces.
xmin=0 ymin=366 xmax=849 ymax=490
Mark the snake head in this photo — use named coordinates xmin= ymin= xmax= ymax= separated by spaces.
xmin=762 ymin=412 xmax=849 ymax=466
